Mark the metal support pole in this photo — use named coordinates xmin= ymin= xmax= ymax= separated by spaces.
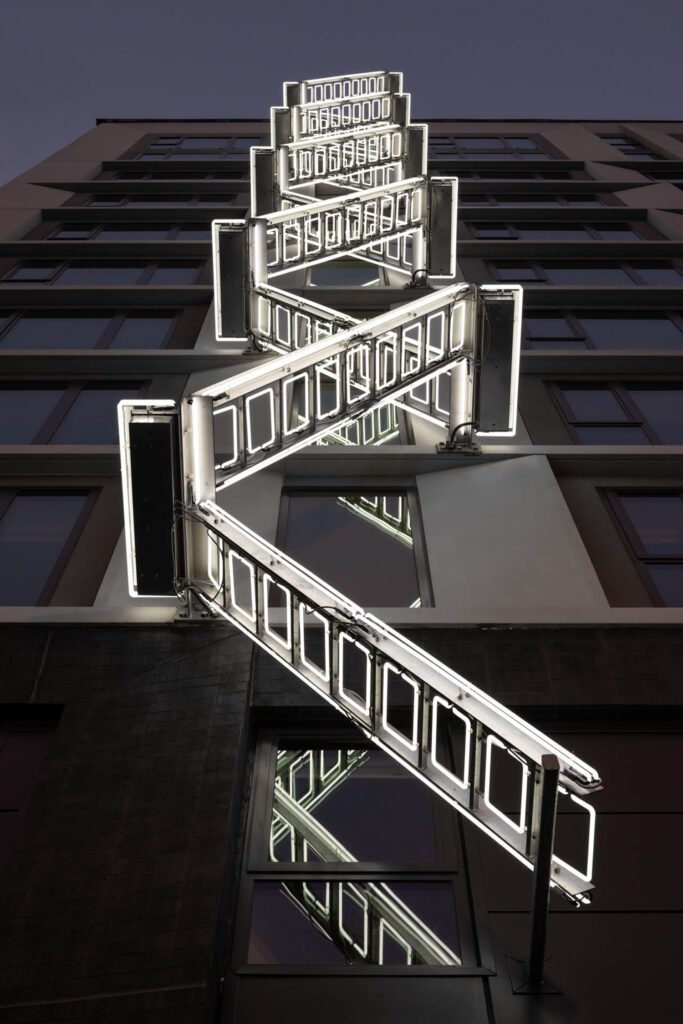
xmin=527 ymin=753 xmax=560 ymax=985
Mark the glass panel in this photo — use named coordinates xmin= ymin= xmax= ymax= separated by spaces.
xmin=177 ymin=137 xmax=230 ymax=149
xmin=58 ymin=264 xmax=146 ymax=285
xmin=248 ymin=880 xmax=460 ymax=965
xmin=495 ymin=195 xmax=562 ymax=206
xmin=524 ymin=315 xmax=575 ymax=338
xmin=176 ymin=227 xmax=212 ymax=240
xmin=471 ymin=223 xmax=513 ymax=238
xmin=503 ymin=137 xmax=538 ymax=150
xmin=516 ymin=224 xmax=590 ymax=240
xmin=0 ymin=389 xmax=66 ymax=442
xmin=577 ymin=315 xmax=683 ymax=350
xmin=148 ymin=264 xmax=200 ymax=284
xmin=559 ymin=387 xmax=629 ymax=421
xmin=453 ymin=137 xmax=502 ymax=150
xmin=50 ymin=388 xmax=140 ymax=444
xmin=560 ymin=196 xmax=604 ymax=206
xmin=0 ymin=494 xmax=88 ymax=604
xmin=0 ymin=315 xmax=110 ymax=349
xmin=7 ymin=264 xmax=59 ymax=282
xmin=310 ymin=261 xmax=380 ymax=286
xmin=574 ymin=425 xmax=649 ymax=444
xmin=628 ymin=390 xmax=683 ymax=443
xmin=108 ymin=315 xmax=174 ymax=349
xmin=283 ymin=492 xmax=420 ymax=606
xmin=632 ymin=263 xmax=683 ymax=286
xmin=646 ymin=564 xmax=683 ymax=606
xmin=97 ymin=226 xmax=173 ymax=240
xmin=52 ymin=227 xmax=94 ymax=239
xmin=127 ymin=196 xmax=193 ymax=206
xmin=591 ymin=225 xmax=641 ymax=240
xmin=618 ymin=495 xmax=683 ymax=556
xmin=493 ymin=263 xmax=540 ymax=281
xmin=271 ymin=749 xmax=438 ymax=863
xmin=543 ymin=265 xmax=632 ymax=286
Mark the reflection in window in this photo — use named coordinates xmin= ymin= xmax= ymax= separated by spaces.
xmin=612 ymin=493 xmax=683 ymax=606
xmin=0 ymin=493 xmax=88 ymax=604
xmin=0 ymin=386 xmax=140 ymax=445
xmin=282 ymin=492 xmax=423 ymax=606
xmin=557 ymin=384 xmax=683 ymax=445
xmin=250 ymin=746 xmax=460 ymax=965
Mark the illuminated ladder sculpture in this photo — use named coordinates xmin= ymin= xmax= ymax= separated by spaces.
xmin=119 ymin=73 xmax=602 ymax=944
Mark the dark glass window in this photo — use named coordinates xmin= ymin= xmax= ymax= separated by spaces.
xmin=310 ymin=260 xmax=381 ymax=286
xmin=238 ymin=735 xmax=470 ymax=969
xmin=577 ymin=315 xmax=683 ymax=350
xmin=0 ymin=492 xmax=89 ymax=604
xmin=281 ymin=491 xmax=425 ymax=606
xmin=109 ymin=315 xmax=175 ymax=349
xmin=630 ymin=262 xmax=683 ymax=286
xmin=95 ymin=225 xmax=175 ymax=240
xmin=57 ymin=264 xmax=147 ymax=285
xmin=515 ymin=224 xmax=591 ymax=240
xmin=6 ymin=263 xmax=60 ymax=282
xmin=50 ymin=387 xmax=140 ymax=444
xmin=612 ymin=493 xmax=683 ymax=606
xmin=543 ymin=264 xmax=633 ymax=285
xmin=627 ymin=389 xmax=683 ymax=443
xmin=0 ymin=389 xmax=66 ymax=443
xmin=600 ymin=135 xmax=658 ymax=159
xmin=0 ymin=315 xmax=111 ymax=349
xmin=0 ymin=713 xmax=57 ymax=866
xmin=148 ymin=264 xmax=200 ymax=284
xmin=556 ymin=384 xmax=683 ymax=445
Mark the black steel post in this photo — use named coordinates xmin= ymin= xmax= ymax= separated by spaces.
xmin=527 ymin=753 xmax=560 ymax=985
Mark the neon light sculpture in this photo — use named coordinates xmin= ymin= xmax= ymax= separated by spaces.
xmin=119 ymin=72 xmax=601 ymax=912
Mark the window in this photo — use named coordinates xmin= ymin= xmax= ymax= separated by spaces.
xmin=0 ymin=312 xmax=177 ymax=349
xmin=523 ymin=312 xmax=683 ymax=351
xmin=458 ymin=193 xmax=605 ymax=208
xmin=0 ymin=711 xmax=58 ymax=866
xmin=553 ymin=384 xmax=683 ymax=444
xmin=610 ymin=492 xmax=683 ymax=605
xmin=309 ymin=259 xmax=382 ymax=286
xmin=489 ymin=260 xmax=683 ymax=286
xmin=468 ymin=221 xmax=644 ymax=241
xmin=1 ymin=261 xmax=203 ymax=286
xmin=429 ymin=135 xmax=548 ymax=160
xmin=599 ymin=135 xmax=659 ymax=160
xmin=0 ymin=491 xmax=90 ymax=604
xmin=106 ymin=170 xmax=245 ymax=181
xmin=279 ymin=491 xmax=429 ymax=607
xmin=0 ymin=384 xmax=142 ymax=444
xmin=48 ymin=223 xmax=211 ymax=241
xmin=135 ymin=134 xmax=263 ymax=161
xmin=84 ymin=193 xmax=238 ymax=207
xmin=235 ymin=729 xmax=476 ymax=969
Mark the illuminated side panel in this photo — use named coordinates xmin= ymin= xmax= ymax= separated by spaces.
xmin=212 ymin=219 xmax=247 ymax=342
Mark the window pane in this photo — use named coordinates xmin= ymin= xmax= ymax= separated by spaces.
xmin=516 ymin=225 xmax=590 ymax=240
xmin=591 ymin=225 xmax=641 ymax=241
xmin=618 ymin=495 xmax=683 ymax=556
xmin=524 ymin=315 xmax=575 ymax=338
xmin=646 ymin=564 xmax=683 ymax=606
xmin=52 ymin=226 xmax=94 ymax=240
xmin=577 ymin=315 xmax=683 ymax=350
xmin=0 ymin=315 xmax=111 ymax=349
xmin=628 ymin=389 xmax=683 ymax=443
xmin=148 ymin=264 xmax=200 ymax=284
xmin=495 ymin=195 xmax=561 ymax=206
xmin=177 ymin=137 xmax=230 ymax=149
xmin=543 ymin=264 xmax=632 ymax=285
xmin=503 ymin=137 xmax=538 ymax=150
xmin=453 ymin=137 xmax=502 ymax=149
xmin=492 ymin=263 xmax=540 ymax=281
xmin=559 ymin=387 xmax=629 ymax=422
xmin=0 ymin=389 xmax=65 ymax=442
xmin=283 ymin=492 xmax=421 ymax=606
xmin=50 ymin=388 xmax=139 ymax=444
xmin=7 ymin=264 xmax=59 ymax=282
xmin=0 ymin=493 xmax=88 ymax=604
xmin=176 ymin=226 xmax=211 ymax=240
xmin=271 ymin=749 xmax=438 ymax=863
xmin=471 ymin=223 xmax=512 ymax=238
xmin=632 ymin=263 xmax=683 ymax=286
xmin=248 ymin=880 xmax=460 ymax=965
xmin=310 ymin=261 xmax=380 ymax=286
xmin=574 ymin=425 xmax=649 ymax=444
xmin=58 ymin=264 xmax=146 ymax=285
xmin=108 ymin=315 xmax=174 ymax=349
xmin=97 ymin=226 xmax=173 ymax=240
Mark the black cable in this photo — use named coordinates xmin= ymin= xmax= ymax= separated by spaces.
xmin=448 ymin=420 xmax=479 ymax=445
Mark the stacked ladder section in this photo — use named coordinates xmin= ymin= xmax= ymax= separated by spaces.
xmin=119 ymin=70 xmax=601 ymax=907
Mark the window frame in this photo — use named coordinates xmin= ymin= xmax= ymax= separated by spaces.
xmin=1 ymin=260 xmax=204 ymax=287
xmin=605 ymin=490 xmax=683 ymax=607
xmin=0 ymin=381 xmax=147 ymax=445
xmin=0 ymin=310 xmax=180 ymax=350
xmin=230 ymin=724 xmax=488 ymax=976
xmin=488 ymin=258 xmax=683 ymax=286
xmin=549 ymin=381 xmax=683 ymax=445
xmin=522 ymin=310 xmax=683 ymax=351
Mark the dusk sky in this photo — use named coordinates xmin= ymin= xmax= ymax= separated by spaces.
xmin=1 ymin=0 xmax=681 ymax=184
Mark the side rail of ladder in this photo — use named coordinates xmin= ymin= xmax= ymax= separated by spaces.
xmin=188 ymin=499 xmax=600 ymax=904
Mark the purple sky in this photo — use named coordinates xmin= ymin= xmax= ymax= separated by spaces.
xmin=1 ymin=0 xmax=681 ymax=185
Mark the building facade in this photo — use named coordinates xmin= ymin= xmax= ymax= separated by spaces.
xmin=0 ymin=113 xmax=682 ymax=1022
